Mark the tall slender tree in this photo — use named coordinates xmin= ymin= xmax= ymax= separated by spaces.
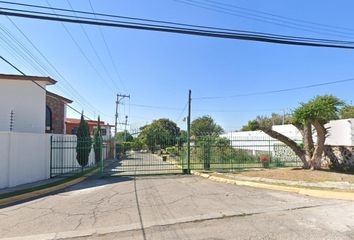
xmin=76 ymin=113 xmax=92 ymax=168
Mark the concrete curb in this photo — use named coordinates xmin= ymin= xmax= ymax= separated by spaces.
xmin=192 ymin=171 xmax=354 ymax=201
xmin=0 ymin=168 xmax=99 ymax=207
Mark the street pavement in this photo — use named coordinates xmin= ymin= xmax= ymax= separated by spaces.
xmin=0 ymin=155 xmax=354 ymax=239
xmin=103 ymin=152 xmax=182 ymax=176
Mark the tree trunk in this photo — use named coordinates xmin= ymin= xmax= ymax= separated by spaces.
xmin=294 ymin=122 xmax=312 ymax=169
xmin=310 ymin=121 xmax=326 ymax=170
xmin=260 ymin=128 xmax=307 ymax=167
xmin=303 ymin=122 xmax=314 ymax=157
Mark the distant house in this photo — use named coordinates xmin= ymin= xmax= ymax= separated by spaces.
xmin=222 ymin=120 xmax=354 ymax=153
xmin=65 ymin=118 xmax=113 ymax=140
xmin=0 ymin=73 xmax=72 ymax=134
xmin=46 ymin=91 xmax=73 ymax=134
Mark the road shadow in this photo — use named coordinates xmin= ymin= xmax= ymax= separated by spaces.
xmin=0 ymin=174 xmax=133 ymax=209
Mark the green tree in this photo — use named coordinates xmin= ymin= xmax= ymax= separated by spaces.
xmin=115 ymin=130 xmax=133 ymax=142
xmin=249 ymin=95 xmax=344 ymax=170
xmin=241 ymin=119 xmax=260 ymax=131
xmin=76 ymin=113 xmax=92 ymax=168
xmin=191 ymin=115 xmax=224 ymax=137
xmin=340 ymin=105 xmax=354 ymax=119
xmin=93 ymin=116 xmax=102 ymax=164
xmin=178 ymin=130 xmax=187 ymax=146
xmin=139 ymin=118 xmax=180 ymax=152
xmin=241 ymin=113 xmax=291 ymax=131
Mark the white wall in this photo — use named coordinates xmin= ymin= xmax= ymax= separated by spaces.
xmin=0 ymin=131 xmax=109 ymax=189
xmin=325 ymin=119 xmax=354 ymax=146
xmin=222 ymin=119 xmax=354 ymax=153
xmin=272 ymin=125 xmax=302 ymax=140
xmin=50 ymin=134 xmax=96 ymax=177
xmin=220 ymin=131 xmax=277 ymax=153
xmin=0 ymin=131 xmax=50 ymax=189
xmin=0 ymin=80 xmax=46 ymax=133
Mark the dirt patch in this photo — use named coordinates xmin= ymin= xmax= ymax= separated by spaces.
xmin=236 ymin=168 xmax=354 ymax=183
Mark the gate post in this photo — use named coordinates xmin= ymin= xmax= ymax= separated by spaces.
xmin=49 ymin=135 xmax=53 ymax=178
xmin=186 ymin=90 xmax=192 ymax=174
xmin=100 ymin=140 xmax=104 ymax=177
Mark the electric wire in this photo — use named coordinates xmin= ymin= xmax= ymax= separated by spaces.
xmin=0 ymin=55 xmax=92 ymax=119
xmin=0 ymin=6 xmax=354 ymax=49
xmin=194 ymin=77 xmax=354 ymax=100
xmin=5 ymin=16 xmax=100 ymax=116
xmin=2 ymin=0 xmax=354 ymax=41
xmin=175 ymin=101 xmax=188 ymax=123
xmin=0 ymin=19 xmax=99 ymax=117
xmin=175 ymin=0 xmax=354 ymax=39
xmin=199 ymin=0 xmax=354 ymax=34
xmin=65 ymin=0 xmax=119 ymax=91
xmin=87 ymin=0 xmax=127 ymax=92
xmin=44 ymin=0 xmax=116 ymax=95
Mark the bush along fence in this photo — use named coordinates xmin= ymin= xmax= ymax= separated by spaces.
xmin=185 ymin=135 xmax=303 ymax=171
xmin=146 ymin=135 xmax=303 ymax=172
xmin=50 ymin=135 xmax=113 ymax=178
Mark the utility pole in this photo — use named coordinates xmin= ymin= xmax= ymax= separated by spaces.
xmin=124 ymin=115 xmax=128 ymax=141
xmin=114 ymin=93 xmax=130 ymax=137
xmin=186 ymin=89 xmax=191 ymax=174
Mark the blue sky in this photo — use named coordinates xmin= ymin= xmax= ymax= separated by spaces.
xmin=1 ymin=0 xmax=354 ymax=132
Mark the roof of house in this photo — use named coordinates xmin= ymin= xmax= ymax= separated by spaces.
xmin=66 ymin=118 xmax=114 ymax=127
xmin=46 ymin=91 xmax=73 ymax=104
xmin=0 ymin=74 xmax=57 ymax=85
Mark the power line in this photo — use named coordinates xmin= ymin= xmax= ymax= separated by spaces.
xmin=0 ymin=55 xmax=92 ymax=119
xmin=199 ymin=0 xmax=354 ymax=34
xmin=87 ymin=0 xmax=127 ymax=92
xmin=130 ymin=103 xmax=184 ymax=111
xmin=5 ymin=16 xmax=100 ymax=116
xmin=0 ymin=23 xmax=49 ymax=75
xmin=175 ymin=101 xmax=188 ymax=123
xmin=175 ymin=0 xmax=354 ymax=39
xmin=44 ymin=0 xmax=116 ymax=95
xmin=65 ymin=0 xmax=119 ymax=91
xmin=0 ymin=0 xmax=330 ymax=41
xmin=4 ymin=0 xmax=354 ymax=40
xmin=1 ymin=19 xmax=101 ymax=117
xmin=1 ymin=7 xmax=354 ymax=49
xmin=194 ymin=77 xmax=354 ymax=100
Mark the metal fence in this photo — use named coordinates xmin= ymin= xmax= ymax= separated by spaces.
xmin=187 ymin=135 xmax=303 ymax=171
xmin=104 ymin=137 xmax=185 ymax=176
xmin=50 ymin=134 xmax=303 ymax=177
xmin=50 ymin=135 xmax=113 ymax=178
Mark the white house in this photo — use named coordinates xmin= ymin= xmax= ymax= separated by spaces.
xmin=221 ymin=119 xmax=354 ymax=153
xmin=0 ymin=74 xmax=56 ymax=133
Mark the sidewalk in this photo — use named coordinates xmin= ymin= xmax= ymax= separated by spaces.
xmin=0 ymin=178 xmax=64 ymax=196
xmin=0 ymin=167 xmax=98 ymax=206
xmin=213 ymin=172 xmax=354 ymax=191
xmin=193 ymin=171 xmax=354 ymax=201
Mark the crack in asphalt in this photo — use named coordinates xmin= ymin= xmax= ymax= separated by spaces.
xmin=42 ymin=202 xmax=339 ymax=240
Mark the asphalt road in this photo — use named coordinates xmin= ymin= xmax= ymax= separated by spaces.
xmin=0 ymin=175 xmax=354 ymax=239
xmin=103 ymin=152 xmax=182 ymax=176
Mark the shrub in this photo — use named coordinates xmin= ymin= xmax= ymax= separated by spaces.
xmin=93 ymin=116 xmax=103 ymax=164
xmin=166 ymin=146 xmax=177 ymax=154
xmin=116 ymin=142 xmax=132 ymax=158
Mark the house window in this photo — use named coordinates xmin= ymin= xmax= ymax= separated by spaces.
xmin=71 ymin=127 xmax=78 ymax=135
xmin=46 ymin=105 xmax=52 ymax=132
xmin=101 ymin=129 xmax=107 ymax=136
